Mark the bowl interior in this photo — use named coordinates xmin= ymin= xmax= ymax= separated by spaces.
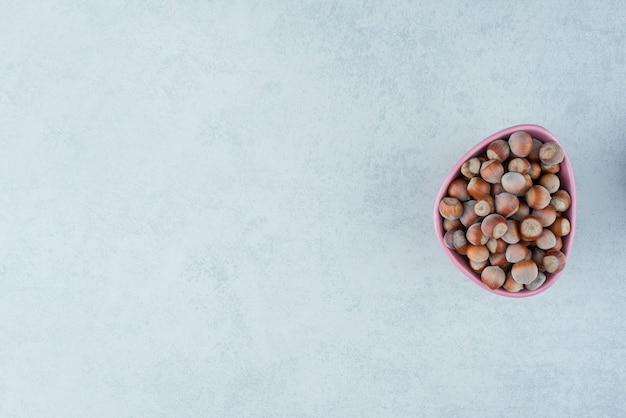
xmin=433 ymin=124 xmax=576 ymax=297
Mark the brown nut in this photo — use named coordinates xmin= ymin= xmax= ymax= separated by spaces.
xmin=461 ymin=157 xmax=482 ymax=178
xmin=532 ymin=206 xmax=557 ymax=227
xmin=503 ymin=271 xmax=524 ymax=292
xmin=486 ymin=139 xmax=510 ymax=162
xmin=519 ymin=215 xmax=543 ymax=241
xmin=550 ymin=190 xmax=571 ymax=212
xmin=549 ymin=217 xmax=571 ymax=237
xmin=528 ymin=161 xmax=542 ymax=180
xmin=525 ymin=271 xmax=547 ymax=291
xmin=527 ymin=138 xmax=544 ymax=162
xmin=443 ymin=218 xmax=463 ymax=232
xmin=508 ymin=131 xmax=533 ymax=157
xmin=481 ymin=265 xmax=506 ymax=289
xmin=535 ymin=228 xmax=557 ymax=250
xmin=543 ymin=250 xmax=566 ymax=273
xmin=439 ymin=197 xmax=464 ymax=220
xmin=511 ymin=259 xmax=539 ymax=285
xmin=491 ymin=182 xmax=505 ymax=196
xmin=459 ymin=200 xmax=481 ymax=227
xmin=525 ymin=185 xmax=551 ymax=210
xmin=451 ymin=229 xmax=468 ymax=249
xmin=541 ymin=161 xmax=560 ymax=174
xmin=469 ymin=258 xmax=489 ymax=273
xmin=539 ymin=173 xmax=560 ymax=194
xmin=486 ymin=238 xmax=508 ymax=254
xmin=456 ymin=244 xmax=468 ymax=255
xmin=489 ymin=252 xmax=508 ymax=268
xmin=539 ymin=142 xmax=565 ymax=166
xmin=495 ymin=192 xmax=520 ymax=218
xmin=501 ymin=172 xmax=529 ymax=195
xmin=466 ymin=223 xmax=489 ymax=245
xmin=507 ymin=157 xmax=531 ymax=175
xmin=510 ymin=201 xmax=530 ymax=221
xmin=466 ymin=245 xmax=490 ymax=263
xmin=467 ymin=177 xmax=491 ymax=199
xmin=443 ymin=229 xmax=459 ymax=249
xmin=481 ymin=214 xmax=508 ymax=239
xmin=524 ymin=174 xmax=533 ymax=190
xmin=474 ymin=195 xmax=495 ymax=217
xmin=501 ymin=219 xmax=521 ymax=244
xmin=505 ymin=243 xmax=530 ymax=263
xmin=480 ymin=160 xmax=504 ymax=184
xmin=447 ymin=177 xmax=470 ymax=201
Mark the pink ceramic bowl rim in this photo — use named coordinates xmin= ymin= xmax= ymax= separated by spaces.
xmin=433 ymin=124 xmax=577 ymax=298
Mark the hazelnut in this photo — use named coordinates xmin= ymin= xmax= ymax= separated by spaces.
xmin=541 ymin=161 xmax=560 ymax=174
xmin=532 ymin=206 xmax=557 ymax=227
xmin=503 ymin=271 xmax=524 ymax=292
xmin=510 ymin=201 xmax=530 ymax=221
xmin=466 ymin=223 xmax=489 ymax=245
xmin=481 ymin=265 xmax=506 ymax=289
xmin=505 ymin=242 xmax=530 ymax=263
xmin=486 ymin=139 xmax=510 ymax=162
xmin=501 ymin=219 xmax=521 ymax=244
xmin=550 ymin=190 xmax=571 ymax=212
xmin=543 ymin=250 xmax=566 ymax=273
xmin=507 ymin=158 xmax=531 ymax=175
xmin=481 ymin=214 xmax=508 ymax=239
xmin=443 ymin=218 xmax=463 ymax=232
xmin=525 ymin=185 xmax=551 ymax=210
xmin=539 ymin=173 xmax=560 ymax=194
xmin=467 ymin=177 xmax=491 ymax=199
xmin=528 ymin=162 xmax=542 ymax=180
xmin=469 ymin=258 xmax=489 ymax=273
xmin=527 ymin=138 xmax=544 ymax=162
xmin=451 ymin=229 xmax=469 ymax=253
xmin=511 ymin=259 xmax=539 ymax=285
xmin=495 ymin=192 xmax=520 ymax=218
xmin=486 ymin=238 xmax=508 ymax=254
xmin=501 ymin=172 xmax=529 ymax=195
xmin=524 ymin=174 xmax=533 ymax=191
xmin=466 ymin=245 xmax=490 ymax=263
xmin=519 ymin=215 xmax=543 ymax=241
xmin=525 ymin=271 xmax=547 ymax=291
xmin=491 ymin=182 xmax=505 ymax=195
xmin=489 ymin=252 xmax=508 ymax=268
xmin=551 ymin=236 xmax=563 ymax=251
xmin=439 ymin=197 xmax=464 ymax=220
xmin=459 ymin=200 xmax=481 ymax=227
xmin=461 ymin=157 xmax=482 ymax=178
xmin=447 ymin=178 xmax=470 ymax=201
xmin=508 ymin=131 xmax=533 ymax=157
xmin=443 ymin=229 xmax=459 ymax=249
xmin=549 ymin=217 xmax=571 ymax=237
xmin=480 ymin=160 xmax=504 ymax=184
xmin=535 ymin=228 xmax=557 ymax=250
xmin=456 ymin=244 xmax=468 ymax=255
xmin=474 ymin=195 xmax=495 ymax=217
xmin=539 ymin=142 xmax=565 ymax=166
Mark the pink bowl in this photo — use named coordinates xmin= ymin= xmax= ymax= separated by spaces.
xmin=433 ymin=124 xmax=576 ymax=297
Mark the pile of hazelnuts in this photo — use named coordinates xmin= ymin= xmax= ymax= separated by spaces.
xmin=438 ymin=131 xmax=571 ymax=292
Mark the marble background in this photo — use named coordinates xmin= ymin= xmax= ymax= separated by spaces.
xmin=1 ymin=1 xmax=625 ymax=416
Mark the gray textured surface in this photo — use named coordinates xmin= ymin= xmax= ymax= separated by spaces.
xmin=1 ymin=1 xmax=625 ymax=417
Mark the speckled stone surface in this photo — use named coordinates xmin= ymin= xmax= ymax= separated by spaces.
xmin=1 ymin=1 xmax=625 ymax=416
